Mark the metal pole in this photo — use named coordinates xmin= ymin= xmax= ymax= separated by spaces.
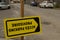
xmin=20 ymin=0 xmax=24 ymax=40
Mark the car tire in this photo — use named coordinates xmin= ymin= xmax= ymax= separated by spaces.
xmin=8 ymin=6 xmax=10 ymax=9
xmin=44 ymin=5 xmax=46 ymax=8
xmin=50 ymin=7 xmax=54 ymax=9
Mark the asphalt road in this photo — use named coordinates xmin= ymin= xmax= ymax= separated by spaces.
xmin=0 ymin=5 xmax=20 ymax=38
xmin=0 ymin=3 xmax=60 ymax=40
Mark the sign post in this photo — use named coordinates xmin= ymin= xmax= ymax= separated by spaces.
xmin=20 ymin=0 xmax=24 ymax=17
xmin=20 ymin=0 xmax=24 ymax=40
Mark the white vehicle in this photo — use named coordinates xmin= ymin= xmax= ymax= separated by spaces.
xmin=39 ymin=1 xmax=54 ymax=8
xmin=0 ymin=2 xmax=10 ymax=9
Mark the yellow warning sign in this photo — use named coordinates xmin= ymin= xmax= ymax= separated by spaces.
xmin=4 ymin=16 xmax=42 ymax=38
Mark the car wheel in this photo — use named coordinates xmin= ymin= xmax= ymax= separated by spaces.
xmin=44 ymin=5 xmax=46 ymax=8
xmin=50 ymin=7 xmax=54 ymax=9
xmin=8 ymin=6 xmax=10 ymax=9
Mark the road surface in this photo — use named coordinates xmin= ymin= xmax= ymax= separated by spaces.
xmin=0 ymin=3 xmax=60 ymax=40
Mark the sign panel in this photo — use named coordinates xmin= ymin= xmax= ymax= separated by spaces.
xmin=4 ymin=16 xmax=42 ymax=38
